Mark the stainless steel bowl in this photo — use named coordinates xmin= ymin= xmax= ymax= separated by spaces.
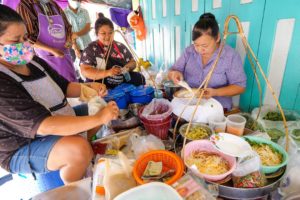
xmin=163 ymin=80 xmax=182 ymax=100
xmin=179 ymin=123 xmax=213 ymax=141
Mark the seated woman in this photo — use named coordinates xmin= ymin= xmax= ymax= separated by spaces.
xmin=0 ymin=5 xmax=119 ymax=184
xmin=168 ymin=13 xmax=247 ymax=111
xmin=80 ymin=13 xmax=145 ymax=89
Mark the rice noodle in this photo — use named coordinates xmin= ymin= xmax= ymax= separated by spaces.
xmin=186 ymin=151 xmax=230 ymax=175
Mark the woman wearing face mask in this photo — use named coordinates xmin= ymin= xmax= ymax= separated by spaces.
xmin=168 ymin=13 xmax=247 ymax=111
xmin=16 ymin=0 xmax=77 ymax=82
xmin=64 ymin=0 xmax=91 ymax=61
xmin=0 ymin=5 xmax=119 ymax=184
xmin=80 ymin=13 xmax=145 ymax=89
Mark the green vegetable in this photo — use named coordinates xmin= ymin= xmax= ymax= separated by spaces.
xmin=241 ymin=113 xmax=264 ymax=131
xmin=266 ymin=128 xmax=284 ymax=142
xmin=263 ymin=111 xmax=296 ymax=121
xmin=183 ymin=126 xmax=210 ymax=140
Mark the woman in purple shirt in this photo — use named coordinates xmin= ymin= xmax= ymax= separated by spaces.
xmin=168 ymin=13 xmax=246 ymax=111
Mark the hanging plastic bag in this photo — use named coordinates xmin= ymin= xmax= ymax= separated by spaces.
xmin=103 ymin=152 xmax=137 ymax=200
xmin=232 ymin=151 xmax=266 ymax=188
xmin=127 ymin=6 xmax=146 ymax=41
xmin=279 ymin=152 xmax=300 ymax=197
xmin=141 ymin=99 xmax=172 ymax=121
xmin=130 ymin=134 xmax=165 ymax=158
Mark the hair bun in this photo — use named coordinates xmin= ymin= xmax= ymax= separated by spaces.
xmin=98 ymin=12 xmax=105 ymax=19
xmin=199 ymin=13 xmax=216 ymax=20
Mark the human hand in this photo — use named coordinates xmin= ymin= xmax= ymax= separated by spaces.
xmin=75 ymin=49 xmax=81 ymax=58
xmin=96 ymin=101 xmax=119 ymax=124
xmin=51 ymin=48 xmax=64 ymax=58
xmin=88 ymin=82 xmax=107 ymax=97
xmin=169 ymin=71 xmax=183 ymax=84
xmin=202 ymin=88 xmax=218 ymax=99
xmin=108 ymin=66 xmax=122 ymax=76
xmin=72 ymin=33 xmax=78 ymax=41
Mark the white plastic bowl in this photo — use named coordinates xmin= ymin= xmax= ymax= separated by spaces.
xmin=114 ymin=182 xmax=182 ymax=200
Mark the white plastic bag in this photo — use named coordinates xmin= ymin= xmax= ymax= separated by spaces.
xmin=103 ymin=152 xmax=137 ymax=200
xmin=130 ymin=134 xmax=165 ymax=158
xmin=279 ymin=151 xmax=300 ymax=196
xmin=141 ymin=98 xmax=172 ymax=121
xmin=88 ymin=96 xmax=107 ymax=115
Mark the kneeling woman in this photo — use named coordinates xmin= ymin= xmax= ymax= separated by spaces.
xmin=0 ymin=5 xmax=119 ymax=184
xmin=80 ymin=13 xmax=145 ymax=89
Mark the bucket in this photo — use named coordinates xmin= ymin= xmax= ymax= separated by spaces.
xmin=114 ymin=83 xmax=136 ymax=103
xmin=140 ymin=118 xmax=172 ymax=140
xmin=36 ymin=170 xmax=64 ymax=192
xmin=129 ymin=86 xmax=154 ymax=104
xmin=104 ymin=89 xmax=127 ymax=109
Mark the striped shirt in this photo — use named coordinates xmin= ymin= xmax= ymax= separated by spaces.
xmin=16 ymin=0 xmax=72 ymax=43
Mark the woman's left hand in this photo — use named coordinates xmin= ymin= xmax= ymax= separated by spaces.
xmin=203 ymin=88 xmax=218 ymax=99
xmin=87 ymin=82 xmax=107 ymax=97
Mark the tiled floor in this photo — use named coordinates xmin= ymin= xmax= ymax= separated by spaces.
xmin=0 ymin=168 xmax=40 ymax=200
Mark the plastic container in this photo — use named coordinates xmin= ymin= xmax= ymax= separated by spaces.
xmin=92 ymin=159 xmax=106 ymax=200
xmin=243 ymin=136 xmax=289 ymax=174
xmin=133 ymin=150 xmax=184 ymax=185
xmin=115 ymin=182 xmax=182 ymax=200
xmin=163 ymin=80 xmax=182 ymax=100
xmin=129 ymin=85 xmax=154 ymax=104
xmin=183 ymin=140 xmax=236 ymax=182
xmin=140 ymin=118 xmax=172 ymax=140
xmin=154 ymin=89 xmax=164 ymax=98
xmin=208 ymin=116 xmax=227 ymax=133
xmin=226 ymin=114 xmax=246 ymax=136
xmin=114 ymin=83 xmax=136 ymax=103
xmin=36 ymin=170 xmax=64 ymax=193
xmin=104 ymin=89 xmax=127 ymax=109
xmin=138 ymin=106 xmax=173 ymax=124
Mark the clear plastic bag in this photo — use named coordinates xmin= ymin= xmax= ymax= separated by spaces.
xmin=279 ymin=151 xmax=300 ymax=197
xmin=251 ymin=106 xmax=300 ymax=132
xmin=130 ymin=134 xmax=165 ymax=158
xmin=103 ymin=152 xmax=137 ymax=200
xmin=141 ymin=98 xmax=172 ymax=121
xmin=232 ymin=151 xmax=266 ymax=188
xmin=88 ymin=96 xmax=107 ymax=115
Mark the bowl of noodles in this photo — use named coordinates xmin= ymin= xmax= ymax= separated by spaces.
xmin=182 ymin=140 xmax=236 ymax=181
xmin=244 ymin=136 xmax=288 ymax=174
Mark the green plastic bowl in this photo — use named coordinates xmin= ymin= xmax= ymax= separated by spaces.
xmin=243 ymin=136 xmax=288 ymax=174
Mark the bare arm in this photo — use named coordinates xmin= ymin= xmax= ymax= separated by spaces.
xmin=74 ymin=23 xmax=91 ymax=37
xmin=203 ymin=85 xmax=245 ymax=99
xmin=37 ymin=102 xmax=119 ymax=136
xmin=124 ymin=59 xmax=137 ymax=71
xmin=80 ymin=64 xmax=109 ymax=80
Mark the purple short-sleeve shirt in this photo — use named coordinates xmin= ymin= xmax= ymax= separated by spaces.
xmin=170 ymin=44 xmax=247 ymax=110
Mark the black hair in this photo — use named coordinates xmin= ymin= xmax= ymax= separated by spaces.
xmin=192 ymin=13 xmax=219 ymax=41
xmin=95 ymin=13 xmax=114 ymax=35
xmin=0 ymin=5 xmax=24 ymax=36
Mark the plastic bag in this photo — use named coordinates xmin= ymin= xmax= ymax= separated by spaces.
xmin=232 ymin=151 xmax=266 ymax=188
xmin=103 ymin=152 xmax=137 ymax=200
xmin=141 ymin=98 xmax=172 ymax=121
xmin=278 ymin=136 xmax=298 ymax=156
xmin=88 ymin=96 xmax=107 ymax=115
xmin=130 ymin=134 xmax=165 ymax=158
xmin=172 ymin=173 xmax=216 ymax=200
xmin=251 ymin=106 xmax=300 ymax=132
xmin=279 ymin=151 xmax=300 ymax=197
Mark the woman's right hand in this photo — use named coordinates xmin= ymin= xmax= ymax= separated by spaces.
xmin=107 ymin=66 xmax=122 ymax=76
xmin=50 ymin=48 xmax=65 ymax=58
xmin=95 ymin=101 xmax=119 ymax=124
xmin=169 ymin=71 xmax=183 ymax=84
